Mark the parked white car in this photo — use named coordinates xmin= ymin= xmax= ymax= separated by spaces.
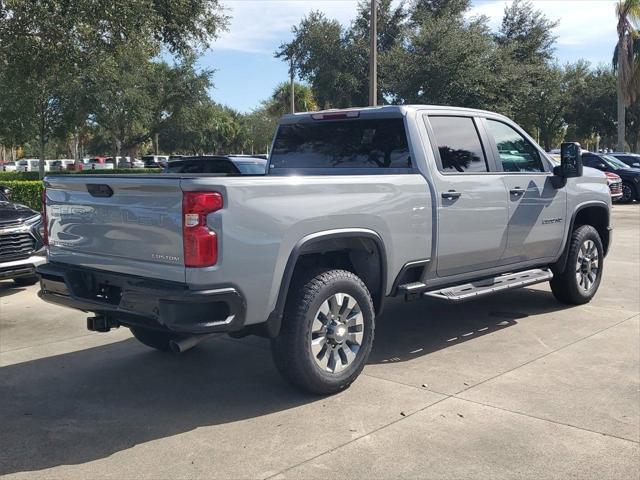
xmin=1 ymin=162 xmax=17 ymax=172
xmin=15 ymin=159 xmax=40 ymax=172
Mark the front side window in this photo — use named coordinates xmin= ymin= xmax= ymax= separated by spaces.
xmin=270 ymin=118 xmax=412 ymax=170
xmin=428 ymin=116 xmax=488 ymax=173
xmin=485 ymin=119 xmax=544 ymax=173
xmin=582 ymin=154 xmax=609 ymax=170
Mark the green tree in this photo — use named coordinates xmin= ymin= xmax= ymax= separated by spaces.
xmin=409 ymin=0 xmax=471 ymax=22
xmin=266 ymin=82 xmax=318 ymax=117
xmin=277 ymin=0 xmax=406 ymax=108
xmin=493 ymin=0 xmax=559 ymax=128
xmin=243 ymin=107 xmax=278 ymax=155
xmin=496 ymin=0 xmax=558 ymax=62
xmin=0 ymin=0 xmax=228 ymax=177
xmin=92 ymin=44 xmax=157 ymax=160
xmin=148 ymin=56 xmax=215 ymax=154
xmin=386 ymin=6 xmax=501 ymax=108
xmin=565 ymin=67 xmax=617 ymax=148
xmin=277 ymin=11 xmax=356 ymax=108
xmin=614 ymin=0 xmax=640 ymax=151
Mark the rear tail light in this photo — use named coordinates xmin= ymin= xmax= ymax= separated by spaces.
xmin=182 ymin=192 xmax=223 ymax=267
xmin=41 ymin=188 xmax=48 ymax=246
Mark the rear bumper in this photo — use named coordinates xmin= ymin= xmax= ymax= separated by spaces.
xmin=0 ymin=254 xmax=46 ymax=280
xmin=37 ymin=262 xmax=246 ymax=334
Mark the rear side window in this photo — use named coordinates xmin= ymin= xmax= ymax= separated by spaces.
xmin=270 ymin=118 xmax=412 ymax=170
xmin=428 ymin=116 xmax=488 ymax=173
xmin=485 ymin=119 xmax=544 ymax=173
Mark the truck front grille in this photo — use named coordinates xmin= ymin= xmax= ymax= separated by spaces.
xmin=0 ymin=232 xmax=36 ymax=262
xmin=609 ymin=183 xmax=622 ymax=195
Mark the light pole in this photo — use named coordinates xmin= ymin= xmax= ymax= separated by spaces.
xmin=290 ymin=56 xmax=295 ymax=114
xmin=369 ymin=0 xmax=377 ymax=107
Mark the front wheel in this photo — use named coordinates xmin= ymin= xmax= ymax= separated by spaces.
xmin=550 ymin=225 xmax=604 ymax=305
xmin=271 ymin=269 xmax=375 ymax=395
xmin=620 ymin=182 xmax=636 ymax=203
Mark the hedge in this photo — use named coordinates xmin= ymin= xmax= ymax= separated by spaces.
xmin=1 ymin=181 xmax=44 ymax=211
xmin=0 ymin=168 xmax=161 ymax=181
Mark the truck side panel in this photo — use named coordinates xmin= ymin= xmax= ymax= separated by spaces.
xmin=181 ymin=174 xmax=432 ymax=326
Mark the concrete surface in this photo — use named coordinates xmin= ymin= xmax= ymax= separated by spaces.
xmin=0 ymin=204 xmax=638 ymax=479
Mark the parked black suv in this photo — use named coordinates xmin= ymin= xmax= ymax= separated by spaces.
xmin=610 ymin=152 xmax=640 ymax=169
xmin=0 ymin=185 xmax=45 ymax=285
xmin=581 ymin=152 xmax=640 ymax=203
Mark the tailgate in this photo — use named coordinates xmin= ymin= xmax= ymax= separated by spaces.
xmin=45 ymin=175 xmax=185 ymax=283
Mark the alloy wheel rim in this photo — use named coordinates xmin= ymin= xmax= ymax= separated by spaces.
xmin=575 ymin=239 xmax=600 ymax=292
xmin=622 ymin=184 xmax=633 ymax=202
xmin=310 ymin=293 xmax=364 ymax=374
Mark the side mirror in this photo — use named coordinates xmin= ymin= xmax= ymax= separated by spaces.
xmin=0 ymin=185 xmax=11 ymax=200
xmin=559 ymin=142 xmax=583 ymax=178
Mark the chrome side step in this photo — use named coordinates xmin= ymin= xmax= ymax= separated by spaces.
xmin=422 ymin=268 xmax=553 ymax=303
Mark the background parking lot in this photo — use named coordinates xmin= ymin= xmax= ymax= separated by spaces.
xmin=1 ymin=205 xmax=638 ymax=480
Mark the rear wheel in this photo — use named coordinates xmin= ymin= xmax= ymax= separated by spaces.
xmin=550 ymin=225 xmax=603 ymax=305
xmin=130 ymin=327 xmax=181 ymax=352
xmin=271 ymin=269 xmax=375 ymax=395
xmin=13 ymin=275 xmax=39 ymax=287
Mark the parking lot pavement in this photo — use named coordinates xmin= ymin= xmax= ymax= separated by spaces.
xmin=0 ymin=205 xmax=638 ymax=480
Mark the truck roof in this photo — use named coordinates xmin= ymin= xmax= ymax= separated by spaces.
xmin=280 ymin=104 xmax=511 ymax=123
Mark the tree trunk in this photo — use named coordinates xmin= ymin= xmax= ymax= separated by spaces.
xmin=39 ymin=118 xmax=46 ymax=180
xmin=617 ymin=43 xmax=626 ymax=152
xmin=154 ymin=133 xmax=159 ymax=155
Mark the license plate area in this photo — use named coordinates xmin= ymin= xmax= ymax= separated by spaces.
xmin=95 ymin=283 xmax=123 ymax=305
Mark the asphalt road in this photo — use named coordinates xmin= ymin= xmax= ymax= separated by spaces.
xmin=1 ymin=205 xmax=638 ymax=479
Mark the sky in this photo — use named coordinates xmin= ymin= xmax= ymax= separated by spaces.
xmin=200 ymin=0 xmax=620 ymax=112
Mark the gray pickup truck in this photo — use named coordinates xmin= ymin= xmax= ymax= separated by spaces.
xmin=38 ymin=106 xmax=611 ymax=394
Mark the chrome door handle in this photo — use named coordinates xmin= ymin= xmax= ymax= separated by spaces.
xmin=510 ymin=187 xmax=524 ymax=196
xmin=442 ymin=190 xmax=462 ymax=200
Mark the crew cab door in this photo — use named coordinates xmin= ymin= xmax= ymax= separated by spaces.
xmin=481 ymin=118 xmax=566 ymax=263
xmin=424 ymin=114 xmax=509 ymax=277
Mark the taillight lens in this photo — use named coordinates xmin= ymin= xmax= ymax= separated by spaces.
xmin=41 ymin=188 xmax=48 ymax=246
xmin=182 ymin=192 xmax=223 ymax=267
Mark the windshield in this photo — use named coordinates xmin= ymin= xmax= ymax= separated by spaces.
xmin=602 ymin=155 xmax=629 ymax=169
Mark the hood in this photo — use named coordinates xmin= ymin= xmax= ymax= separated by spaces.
xmin=0 ymin=201 xmax=40 ymax=227
xmin=582 ymin=166 xmax=606 ymax=180
xmin=616 ymin=167 xmax=640 ymax=180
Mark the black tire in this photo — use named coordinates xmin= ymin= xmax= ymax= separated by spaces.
xmin=550 ymin=225 xmax=604 ymax=305
xmin=13 ymin=275 xmax=39 ymax=287
xmin=620 ymin=181 xmax=636 ymax=203
xmin=130 ymin=326 xmax=181 ymax=352
xmin=271 ymin=269 xmax=375 ymax=395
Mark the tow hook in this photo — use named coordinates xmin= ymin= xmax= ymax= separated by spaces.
xmin=87 ymin=314 xmax=119 ymax=333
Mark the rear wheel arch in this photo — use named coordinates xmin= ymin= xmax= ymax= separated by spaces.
xmin=265 ymin=229 xmax=387 ymax=338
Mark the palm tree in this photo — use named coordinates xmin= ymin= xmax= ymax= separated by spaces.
xmin=266 ymin=82 xmax=318 ymax=118
xmin=614 ymin=0 xmax=640 ymax=152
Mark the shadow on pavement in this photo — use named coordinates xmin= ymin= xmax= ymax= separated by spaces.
xmin=370 ymin=287 xmax=570 ymax=364
xmin=0 ymin=338 xmax=312 ymax=475
xmin=0 ymin=281 xmax=26 ymax=298
xmin=0 ymin=286 xmax=570 ymax=475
